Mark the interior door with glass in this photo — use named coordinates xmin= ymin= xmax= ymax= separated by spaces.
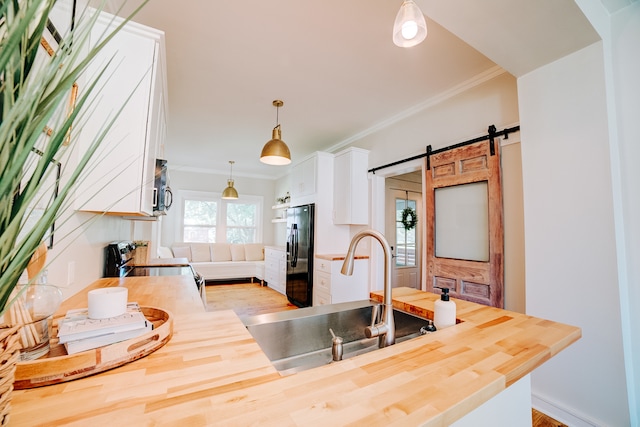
xmin=386 ymin=189 xmax=421 ymax=288
xmin=425 ymin=140 xmax=504 ymax=308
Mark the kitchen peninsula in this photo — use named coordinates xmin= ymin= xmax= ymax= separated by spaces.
xmin=10 ymin=277 xmax=580 ymax=426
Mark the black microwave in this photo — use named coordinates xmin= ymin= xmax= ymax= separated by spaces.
xmin=153 ymin=159 xmax=172 ymax=216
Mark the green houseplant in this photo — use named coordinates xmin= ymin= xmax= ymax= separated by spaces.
xmin=0 ymin=0 xmax=148 ymax=314
xmin=0 ymin=0 xmax=150 ymax=421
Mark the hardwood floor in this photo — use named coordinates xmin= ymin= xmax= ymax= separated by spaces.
xmin=204 ymin=282 xmax=297 ymax=318
xmin=532 ymin=409 xmax=568 ymax=427
xmin=204 ymin=281 xmax=565 ymax=427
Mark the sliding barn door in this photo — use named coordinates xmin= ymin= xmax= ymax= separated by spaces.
xmin=425 ymin=140 xmax=504 ymax=308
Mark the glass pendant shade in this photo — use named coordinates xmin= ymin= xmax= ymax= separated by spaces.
xmin=260 ymin=125 xmax=291 ymax=165
xmin=392 ymin=0 xmax=427 ymax=48
xmin=221 ymin=161 xmax=239 ymax=199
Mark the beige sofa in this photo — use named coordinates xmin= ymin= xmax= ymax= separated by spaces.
xmin=170 ymin=242 xmax=265 ymax=283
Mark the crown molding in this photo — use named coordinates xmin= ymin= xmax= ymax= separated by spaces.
xmin=326 ymin=65 xmax=508 ymax=154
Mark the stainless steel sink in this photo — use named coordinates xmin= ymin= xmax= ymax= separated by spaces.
xmin=242 ymin=299 xmax=432 ymax=375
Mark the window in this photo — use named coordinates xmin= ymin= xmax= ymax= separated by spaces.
xmin=395 ymin=198 xmax=417 ymax=267
xmin=226 ymin=202 xmax=257 ymax=243
xmin=434 ymin=181 xmax=489 ymax=262
xmin=183 ymin=199 xmax=217 ymax=242
xmin=180 ymin=191 xmax=262 ymax=243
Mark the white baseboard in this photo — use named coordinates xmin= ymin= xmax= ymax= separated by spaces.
xmin=531 ymin=393 xmax=604 ymax=427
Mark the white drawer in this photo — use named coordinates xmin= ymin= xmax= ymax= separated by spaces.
xmin=265 ymin=272 xmax=278 ymax=285
xmin=265 ymin=259 xmax=279 ymax=271
xmin=315 ymin=271 xmax=331 ymax=293
xmin=315 ymin=258 xmax=332 ymax=274
xmin=313 ymin=288 xmax=331 ymax=306
xmin=266 ymin=248 xmax=286 ymax=260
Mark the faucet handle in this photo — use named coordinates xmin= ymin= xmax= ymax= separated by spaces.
xmin=370 ymin=304 xmax=381 ymax=327
xmin=365 ymin=304 xmax=388 ymax=339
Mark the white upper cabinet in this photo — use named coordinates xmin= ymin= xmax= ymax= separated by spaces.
xmin=290 ymin=154 xmax=317 ymax=205
xmin=333 ymin=147 xmax=370 ymax=225
xmin=75 ymin=13 xmax=167 ymax=216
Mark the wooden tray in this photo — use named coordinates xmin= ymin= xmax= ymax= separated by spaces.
xmin=13 ymin=307 xmax=173 ymax=389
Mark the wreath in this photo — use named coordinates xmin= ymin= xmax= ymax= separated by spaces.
xmin=401 ymin=207 xmax=417 ymax=230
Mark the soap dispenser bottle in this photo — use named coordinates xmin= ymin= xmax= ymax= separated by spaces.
xmin=434 ymin=287 xmax=456 ymax=329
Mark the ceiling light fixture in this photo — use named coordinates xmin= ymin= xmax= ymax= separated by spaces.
xmin=260 ymin=100 xmax=291 ymax=165
xmin=392 ymin=0 xmax=427 ymax=48
xmin=221 ymin=160 xmax=239 ymax=199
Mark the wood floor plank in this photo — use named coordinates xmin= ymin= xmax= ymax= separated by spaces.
xmin=205 ymin=282 xmax=298 ymax=318
xmin=532 ymin=408 xmax=568 ymax=427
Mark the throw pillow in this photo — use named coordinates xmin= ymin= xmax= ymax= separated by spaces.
xmin=211 ymin=243 xmax=232 ymax=262
xmin=190 ymin=243 xmax=212 ymax=262
xmin=171 ymin=246 xmax=191 ymax=261
xmin=230 ymin=244 xmax=246 ymax=261
xmin=244 ymin=244 xmax=264 ymax=261
xmin=157 ymin=246 xmax=173 ymax=258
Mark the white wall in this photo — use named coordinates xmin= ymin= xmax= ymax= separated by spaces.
xmin=501 ymin=142 xmax=526 ymax=313
xmin=350 ymin=71 xmax=520 ymax=169
xmin=608 ymin=4 xmax=640 ymax=422
xmin=43 ymin=212 xmax=131 ymax=300
xmin=518 ymin=42 xmax=629 ymax=426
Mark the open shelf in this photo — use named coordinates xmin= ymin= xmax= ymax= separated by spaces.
xmin=272 ymin=203 xmax=290 ymax=210
xmin=272 ymin=203 xmax=289 ymax=223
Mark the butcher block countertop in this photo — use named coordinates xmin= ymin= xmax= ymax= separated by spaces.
xmin=315 ymin=253 xmax=369 ymax=261
xmin=11 ymin=278 xmax=580 ymax=426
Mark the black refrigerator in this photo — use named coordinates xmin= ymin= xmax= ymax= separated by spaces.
xmin=286 ymin=204 xmax=314 ymax=307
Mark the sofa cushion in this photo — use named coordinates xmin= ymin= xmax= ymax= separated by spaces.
xmin=172 ymin=246 xmax=191 ymax=261
xmin=157 ymin=246 xmax=173 ymax=258
xmin=190 ymin=243 xmax=212 ymax=262
xmin=245 ymin=243 xmax=264 ymax=261
xmin=230 ymin=244 xmax=245 ymax=261
xmin=211 ymin=243 xmax=232 ymax=262
xmin=191 ymin=260 xmax=264 ymax=281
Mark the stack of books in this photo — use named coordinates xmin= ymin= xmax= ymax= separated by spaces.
xmin=57 ymin=303 xmax=152 ymax=354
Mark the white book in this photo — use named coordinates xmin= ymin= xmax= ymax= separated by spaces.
xmin=64 ymin=322 xmax=153 ymax=355
xmin=57 ymin=303 xmax=147 ymax=343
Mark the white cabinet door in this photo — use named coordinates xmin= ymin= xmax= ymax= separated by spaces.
xmin=313 ymin=257 xmax=369 ymax=306
xmin=75 ymin=14 xmax=166 ymax=216
xmin=265 ymin=247 xmax=286 ymax=295
xmin=333 ymin=147 xmax=369 ymax=225
xmin=329 ymin=258 xmax=369 ymax=303
xmin=290 ymin=155 xmax=316 ymax=204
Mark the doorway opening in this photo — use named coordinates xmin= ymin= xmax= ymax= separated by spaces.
xmin=385 ymin=172 xmax=423 ymax=289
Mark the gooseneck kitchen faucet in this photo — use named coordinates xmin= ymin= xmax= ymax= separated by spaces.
xmin=341 ymin=229 xmax=395 ymax=348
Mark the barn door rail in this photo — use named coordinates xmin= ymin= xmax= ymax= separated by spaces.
xmin=368 ymin=124 xmax=520 ymax=174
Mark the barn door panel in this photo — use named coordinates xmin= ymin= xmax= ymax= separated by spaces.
xmin=425 ymin=140 xmax=504 ymax=308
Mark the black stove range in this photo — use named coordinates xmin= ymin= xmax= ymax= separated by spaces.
xmin=104 ymin=241 xmax=203 ymax=289
xmin=127 ymin=266 xmax=194 ymax=277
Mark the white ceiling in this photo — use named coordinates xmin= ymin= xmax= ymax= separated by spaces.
xmin=112 ymin=0 xmax=601 ymax=179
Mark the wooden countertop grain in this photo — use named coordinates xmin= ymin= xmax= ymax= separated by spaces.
xmin=10 ymin=280 xmax=580 ymax=426
xmin=131 ymin=257 xmax=191 ymax=267
xmin=57 ymin=275 xmax=206 ymax=316
xmin=315 ymin=253 xmax=370 ymax=261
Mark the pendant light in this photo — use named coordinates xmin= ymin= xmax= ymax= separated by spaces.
xmin=221 ymin=160 xmax=239 ymax=199
xmin=260 ymin=100 xmax=291 ymax=165
xmin=392 ymin=0 xmax=427 ymax=48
